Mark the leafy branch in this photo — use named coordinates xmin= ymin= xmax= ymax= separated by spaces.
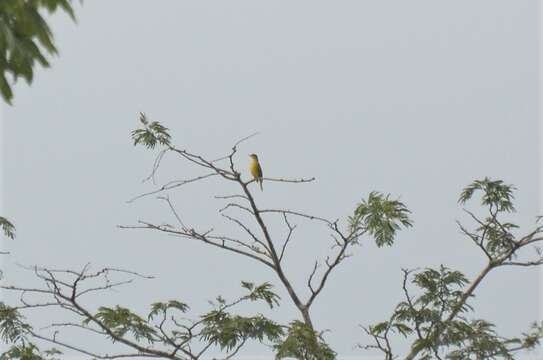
xmin=361 ymin=178 xmax=543 ymax=360
xmin=0 ymin=0 xmax=75 ymax=104
xmin=0 ymin=217 xmax=15 ymax=240
xmin=0 ymin=265 xmax=293 ymax=360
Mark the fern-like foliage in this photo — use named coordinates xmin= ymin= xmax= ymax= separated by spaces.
xmin=349 ymin=191 xmax=412 ymax=246
xmin=364 ymin=266 xmax=543 ymax=359
xmin=0 ymin=344 xmax=62 ymax=360
xmin=85 ymin=306 xmax=157 ymax=343
xmin=0 ymin=217 xmax=15 ymax=240
xmin=131 ymin=113 xmax=171 ymax=149
xmin=199 ymin=311 xmax=283 ymax=352
xmin=274 ymin=320 xmax=336 ymax=360
xmin=241 ymin=281 xmax=281 ymax=309
xmin=459 ymin=177 xmax=515 ymax=213
xmin=0 ymin=303 xmax=30 ymax=343
xmin=147 ymin=300 xmax=189 ymax=321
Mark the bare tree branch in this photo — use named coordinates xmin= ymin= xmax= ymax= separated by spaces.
xmin=279 ymin=214 xmax=296 ymax=263
xmin=259 ymin=209 xmax=335 ymax=226
xmin=128 ymin=173 xmax=218 ymax=203
xmin=120 ymin=222 xmax=275 ymax=269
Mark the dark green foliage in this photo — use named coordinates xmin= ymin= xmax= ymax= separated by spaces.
xmin=411 ymin=266 xmax=468 ymax=310
xmin=366 ymin=266 xmax=470 ymax=358
xmin=445 ymin=319 xmax=514 ymax=360
xmin=274 ymin=321 xmax=336 ymax=360
xmin=241 ymin=281 xmax=281 ymax=309
xmin=0 ymin=304 xmax=54 ymax=360
xmin=393 ymin=267 xmax=473 ymax=357
xmin=85 ymin=306 xmax=157 ymax=342
xmin=519 ymin=322 xmax=543 ymax=349
xmin=198 ymin=282 xmax=283 ymax=352
xmin=148 ymin=300 xmax=189 ymax=321
xmin=0 ymin=217 xmax=15 ymax=240
xmin=0 ymin=0 xmax=75 ymax=103
xmin=459 ymin=178 xmax=515 ymax=213
xmin=369 ymin=319 xmax=413 ymax=339
xmin=0 ymin=345 xmax=61 ymax=360
xmin=459 ymin=178 xmax=520 ymax=258
xmin=0 ymin=303 xmax=30 ymax=343
xmin=131 ymin=113 xmax=171 ymax=149
xmin=200 ymin=311 xmax=283 ymax=351
xmin=349 ymin=191 xmax=412 ymax=246
xmin=69 ymin=283 xmax=285 ymax=357
xmin=359 ymin=179 xmax=543 ymax=359
xmin=40 ymin=349 xmax=60 ymax=359
xmin=365 ymin=266 xmax=543 ymax=359
xmin=476 ymin=220 xmax=517 ymax=257
xmin=1 ymin=344 xmax=42 ymax=360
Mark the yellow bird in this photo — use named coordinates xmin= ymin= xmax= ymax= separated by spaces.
xmin=249 ymin=153 xmax=264 ymax=191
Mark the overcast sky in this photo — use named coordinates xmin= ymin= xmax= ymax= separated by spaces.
xmin=1 ymin=1 xmax=541 ymax=359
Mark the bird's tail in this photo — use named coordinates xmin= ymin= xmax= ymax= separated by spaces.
xmin=259 ymin=179 xmax=263 ymax=191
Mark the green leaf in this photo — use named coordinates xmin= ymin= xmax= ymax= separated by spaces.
xmin=90 ymin=306 xmax=156 ymax=343
xmin=131 ymin=114 xmax=172 ymax=149
xmin=0 ymin=74 xmax=13 ymax=104
xmin=200 ymin=311 xmax=283 ymax=352
xmin=349 ymin=191 xmax=412 ymax=246
xmin=241 ymin=281 xmax=254 ymax=291
xmin=0 ymin=303 xmax=31 ymax=343
xmin=392 ymin=322 xmax=413 ymax=337
xmin=0 ymin=343 xmax=42 ymax=360
xmin=369 ymin=321 xmax=389 ymax=335
xmin=243 ymin=282 xmax=280 ymax=309
xmin=148 ymin=300 xmax=189 ymax=321
xmin=274 ymin=321 xmax=336 ymax=360
xmin=459 ymin=177 xmax=515 ymax=212
xmin=0 ymin=0 xmax=75 ymax=104
xmin=0 ymin=217 xmax=15 ymax=240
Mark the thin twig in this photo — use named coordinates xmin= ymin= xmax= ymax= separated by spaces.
xmin=128 ymin=173 xmax=217 ymax=203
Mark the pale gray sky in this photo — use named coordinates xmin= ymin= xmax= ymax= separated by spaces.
xmin=2 ymin=1 xmax=541 ymax=359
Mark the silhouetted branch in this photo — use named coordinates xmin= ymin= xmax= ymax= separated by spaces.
xmin=358 ymin=325 xmax=394 ymax=360
xmin=120 ymin=222 xmax=275 ymax=269
xmin=128 ymin=173 xmax=217 ymax=203
xmin=279 ymin=214 xmax=296 ymax=263
xmin=259 ymin=209 xmax=335 ymax=226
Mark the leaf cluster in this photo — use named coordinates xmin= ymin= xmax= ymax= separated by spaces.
xmin=71 ymin=282 xmax=286 ymax=358
xmin=410 ymin=266 xmax=468 ymax=312
xmin=241 ymin=281 xmax=281 ymax=309
xmin=0 ymin=0 xmax=74 ymax=103
xmin=86 ymin=305 xmax=157 ymax=342
xmin=445 ymin=319 xmax=515 ymax=360
xmin=0 ymin=303 xmax=63 ymax=360
xmin=131 ymin=113 xmax=171 ymax=149
xmin=148 ymin=299 xmax=189 ymax=321
xmin=0 ymin=217 xmax=15 ymax=240
xmin=199 ymin=311 xmax=283 ymax=352
xmin=476 ymin=220 xmax=517 ymax=257
xmin=349 ymin=191 xmax=412 ymax=246
xmin=519 ymin=322 xmax=543 ymax=350
xmin=365 ymin=267 xmax=469 ymax=357
xmin=365 ymin=265 xmax=542 ymax=359
xmin=0 ymin=344 xmax=62 ymax=360
xmin=0 ymin=303 xmax=30 ymax=343
xmin=274 ymin=321 xmax=336 ymax=360
xmin=459 ymin=178 xmax=520 ymax=258
xmin=459 ymin=177 xmax=515 ymax=213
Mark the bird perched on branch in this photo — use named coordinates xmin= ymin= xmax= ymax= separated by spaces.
xmin=249 ymin=153 xmax=264 ymax=191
